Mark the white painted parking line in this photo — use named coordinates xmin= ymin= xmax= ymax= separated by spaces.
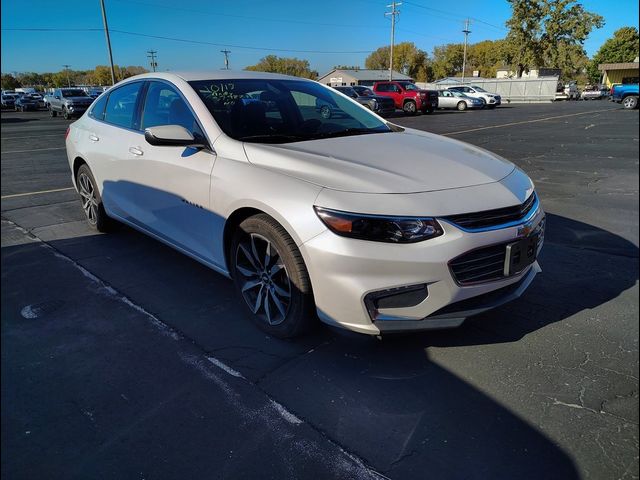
xmin=1 ymin=147 xmax=66 ymax=154
xmin=443 ymin=108 xmax=614 ymax=136
xmin=1 ymin=134 xmax=64 ymax=140
xmin=1 ymin=187 xmax=75 ymax=199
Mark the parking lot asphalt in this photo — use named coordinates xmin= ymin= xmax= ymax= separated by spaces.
xmin=2 ymin=102 xmax=638 ymax=479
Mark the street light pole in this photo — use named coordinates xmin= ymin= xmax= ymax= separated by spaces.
xmin=220 ymin=50 xmax=231 ymax=70
xmin=99 ymin=0 xmax=117 ymax=85
xmin=62 ymin=64 xmax=71 ymax=87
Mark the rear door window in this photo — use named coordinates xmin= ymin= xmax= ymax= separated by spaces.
xmin=104 ymin=82 xmax=143 ymax=129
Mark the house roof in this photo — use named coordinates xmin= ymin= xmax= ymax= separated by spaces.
xmin=598 ymin=62 xmax=640 ymax=71
xmin=318 ymin=69 xmax=413 ymax=81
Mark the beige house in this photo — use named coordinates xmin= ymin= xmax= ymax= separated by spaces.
xmin=598 ymin=58 xmax=640 ymax=88
xmin=316 ymin=69 xmax=412 ymax=87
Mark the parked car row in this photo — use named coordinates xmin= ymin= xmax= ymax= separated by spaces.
xmin=1 ymin=86 xmax=107 ymax=113
xmin=329 ymin=82 xmax=501 ymax=117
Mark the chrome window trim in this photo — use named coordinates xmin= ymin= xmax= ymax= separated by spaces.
xmin=439 ymin=193 xmax=540 ymax=233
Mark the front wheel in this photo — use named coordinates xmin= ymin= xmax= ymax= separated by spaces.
xmin=49 ymin=108 xmax=57 ymax=117
xmin=76 ymin=164 xmax=112 ymax=232
xmin=457 ymin=101 xmax=467 ymax=111
xmin=63 ymin=108 xmax=71 ymax=120
xmin=622 ymin=96 xmax=638 ymax=109
xmin=403 ymin=100 xmax=417 ymax=115
xmin=231 ymin=214 xmax=316 ymax=338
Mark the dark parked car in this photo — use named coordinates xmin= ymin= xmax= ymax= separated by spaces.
xmin=1 ymin=94 xmax=17 ymax=109
xmin=333 ymin=86 xmax=396 ymax=116
xmin=15 ymin=95 xmax=39 ymax=112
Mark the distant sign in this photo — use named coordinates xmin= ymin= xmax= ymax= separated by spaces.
xmin=329 ymin=77 xmax=343 ymax=84
xmin=472 ymin=70 xmax=480 ymax=77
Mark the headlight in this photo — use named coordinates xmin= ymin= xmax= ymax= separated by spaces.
xmin=314 ymin=207 xmax=443 ymax=243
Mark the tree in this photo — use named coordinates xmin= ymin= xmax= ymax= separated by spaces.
xmin=587 ymin=27 xmax=640 ymax=83
xmin=1 ymin=74 xmax=21 ymax=90
xmin=431 ymin=43 xmax=464 ymax=79
xmin=505 ymin=0 xmax=604 ymax=77
xmin=364 ymin=42 xmax=431 ymax=81
xmin=245 ymin=55 xmax=318 ymax=79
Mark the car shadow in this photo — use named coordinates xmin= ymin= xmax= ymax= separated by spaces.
xmin=10 ymin=180 xmax=637 ymax=478
xmin=0 ymin=116 xmax=40 ymax=123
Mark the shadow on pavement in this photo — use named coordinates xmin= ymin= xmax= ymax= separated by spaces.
xmin=4 ymin=204 xmax=637 ymax=477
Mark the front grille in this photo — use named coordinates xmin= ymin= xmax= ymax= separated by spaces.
xmin=443 ymin=192 xmax=537 ymax=231
xmin=449 ymin=243 xmax=508 ymax=284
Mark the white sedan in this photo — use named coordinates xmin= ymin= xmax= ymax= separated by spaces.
xmin=66 ymin=71 xmax=544 ymax=337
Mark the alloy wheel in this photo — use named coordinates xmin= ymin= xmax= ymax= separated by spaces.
xmin=77 ymin=172 xmax=98 ymax=225
xmin=235 ymin=233 xmax=291 ymax=326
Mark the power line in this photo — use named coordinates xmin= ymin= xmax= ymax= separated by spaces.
xmin=4 ymin=27 xmax=376 ymax=53
xmin=109 ymin=29 xmax=376 ymax=54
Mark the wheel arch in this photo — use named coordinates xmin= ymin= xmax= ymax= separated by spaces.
xmin=72 ymin=156 xmax=87 ymax=188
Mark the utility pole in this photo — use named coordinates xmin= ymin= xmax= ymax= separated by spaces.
xmin=461 ymin=19 xmax=471 ymax=84
xmin=99 ymin=0 xmax=117 ymax=85
xmin=385 ymin=1 xmax=401 ymax=81
xmin=62 ymin=64 xmax=71 ymax=87
xmin=220 ymin=49 xmax=231 ymax=70
xmin=147 ymin=50 xmax=158 ymax=72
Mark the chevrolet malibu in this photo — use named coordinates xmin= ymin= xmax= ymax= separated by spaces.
xmin=66 ymin=71 xmax=545 ymax=338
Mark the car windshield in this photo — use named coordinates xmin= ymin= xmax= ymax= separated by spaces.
xmin=401 ymin=83 xmax=420 ymax=91
xmin=356 ymin=88 xmax=374 ymax=96
xmin=470 ymin=86 xmax=487 ymax=92
xmin=450 ymin=91 xmax=466 ymax=97
xmin=189 ymin=79 xmax=391 ymax=144
xmin=62 ymin=89 xmax=87 ymax=97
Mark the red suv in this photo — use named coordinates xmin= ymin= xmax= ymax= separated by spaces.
xmin=372 ymin=81 xmax=439 ymax=115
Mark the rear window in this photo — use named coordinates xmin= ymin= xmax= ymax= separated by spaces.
xmin=89 ymin=93 xmax=109 ymax=121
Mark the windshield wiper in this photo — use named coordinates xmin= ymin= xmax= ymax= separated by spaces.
xmin=238 ymin=133 xmax=309 ymax=144
xmin=309 ymin=128 xmax=389 ymax=140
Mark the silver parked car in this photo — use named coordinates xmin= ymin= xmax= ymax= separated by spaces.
xmin=437 ymin=90 xmax=484 ymax=110
xmin=66 ymin=71 xmax=544 ymax=338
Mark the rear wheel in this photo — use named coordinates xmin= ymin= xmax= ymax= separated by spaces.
xmin=622 ymin=95 xmax=638 ymax=109
xmin=49 ymin=107 xmax=57 ymax=117
xmin=457 ymin=101 xmax=467 ymax=111
xmin=76 ymin=164 xmax=112 ymax=232
xmin=63 ymin=107 xmax=71 ymax=120
xmin=231 ymin=214 xmax=315 ymax=338
xmin=403 ymin=100 xmax=417 ymax=115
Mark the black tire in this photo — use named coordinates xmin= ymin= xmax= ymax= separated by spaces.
xmin=49 ymin=108 xmax=57 ymax=117
xmin=403 ymin=100 xmax=417 ymax=115
xmin=63 ymin=107 xmax=70 ymax=120
xmin=622 ymin=95 xmax=638 ymax=110
xmin=231 ymin=214 xmax=316 ymax=338
xmin=76 ymin=164 xmax=112 ymax=232
xmin=456 ymin=101 xmax=467 ymax=111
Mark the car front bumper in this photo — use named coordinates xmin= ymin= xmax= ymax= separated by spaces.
xmin=300 ymin=204 xmax=545 ymax=335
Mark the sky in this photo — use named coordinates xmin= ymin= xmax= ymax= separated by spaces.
xmin=1 ymin=0 xmax=638 ymax=76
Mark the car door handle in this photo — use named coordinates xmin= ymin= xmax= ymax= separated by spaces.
xmin=88 ymin=134 xmax=99 ymax=142
xmin=128 ymin=146 xmax=144 ymax=156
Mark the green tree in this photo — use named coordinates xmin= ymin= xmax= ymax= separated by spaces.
xmin=587 ymin=27 xmax=640 ymax=83
xmin=431 ymin=43 xmax=464 ymax=79
xmin=505 ymin=0 xmax=604 ymax=77
xmin=245 ymin=55 xmax=318 ymax=79
xmin=364 ymin=42 xmax=431 ymax=81
xmin=1 ymin=74 xmax=21 ymax=90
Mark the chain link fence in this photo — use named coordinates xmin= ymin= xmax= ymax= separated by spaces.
xmin=416 ymin=77 xmax=560 ymax=103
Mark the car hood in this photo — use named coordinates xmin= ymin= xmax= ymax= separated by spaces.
xmin=243 ymin=129 xmax=515 ymax=194
xmin=65 ymin=96 xmax=92 ymax=102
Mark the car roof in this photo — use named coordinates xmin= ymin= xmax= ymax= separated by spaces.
xmin=117 ymin=70 xmax=311 ymax=83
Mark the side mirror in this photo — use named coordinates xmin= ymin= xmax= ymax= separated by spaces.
xmin=144 ymin=125 xmax=206 ymax=148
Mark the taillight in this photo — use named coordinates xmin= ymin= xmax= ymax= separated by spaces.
xmin=65 ymin=127 xmax=70 ymax=140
